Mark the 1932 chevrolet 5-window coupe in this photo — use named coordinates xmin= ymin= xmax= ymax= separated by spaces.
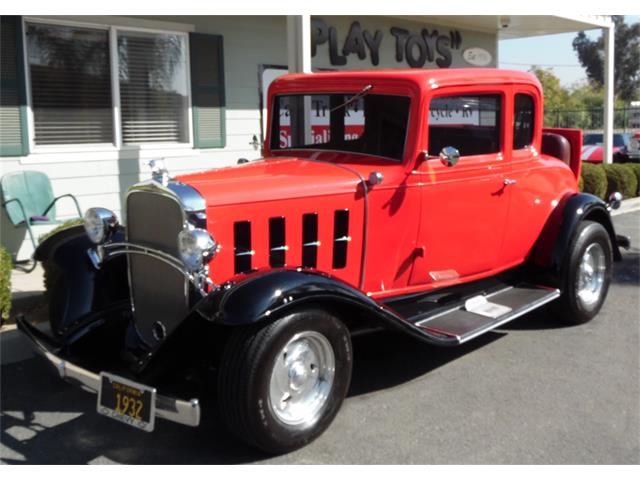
xmin=19 ymin=69 xmax=629 ymax=454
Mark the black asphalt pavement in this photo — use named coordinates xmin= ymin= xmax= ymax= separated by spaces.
xmin=1 ymin=211 xmax=638 ymax=464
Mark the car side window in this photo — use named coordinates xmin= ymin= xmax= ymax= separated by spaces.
xmin=513 ymin=94 xmax=535 ymax=149
xmin=428 ymin=94 xmax=501 ymax=157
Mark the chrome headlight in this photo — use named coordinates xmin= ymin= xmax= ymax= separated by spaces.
xmin=177 ymin=228 xmax=217 ymax=271
xmin=84 ymin=208 xmax=118 ymax=244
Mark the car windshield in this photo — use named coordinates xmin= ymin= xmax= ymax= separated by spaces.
xmin=270 ymin=93 xmax=411 ymax=161
xmin=583 ymin=133 xmax=627 ymax=147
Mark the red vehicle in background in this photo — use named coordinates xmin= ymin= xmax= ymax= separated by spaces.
xmin=19 ymin=69 xmax=629 ymax=454
xmin=581 ymin=132 xmax=631 ymax=162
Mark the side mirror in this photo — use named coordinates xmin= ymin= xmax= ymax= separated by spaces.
xmin=439 ymin=146 xmax=460 ymax=167
xmin=368 ymin=171 xmax=384 ymax=186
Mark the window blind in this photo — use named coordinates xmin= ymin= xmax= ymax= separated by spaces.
xmin=190 ymin=33 xmax=225 ymax=148
xmin=1 ymin=16 xmax=28 ymax=155
xmin=118 ymin=31 xmax=189 ymax=144
xmin=26 ymin=23 xmax=113 ymax=145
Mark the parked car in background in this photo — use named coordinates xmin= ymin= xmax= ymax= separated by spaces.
xmin=19 ymin=69 xmax=630 ymax=454
xmin=581 ymin=132 xmax=631 ymax=163
xmin=615 ymin=132 xmax=640 ymax=163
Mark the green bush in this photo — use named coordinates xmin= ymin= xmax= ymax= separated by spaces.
xmin=0 ymin=246 xmax=11 ymax=322
xmin=38 ymin=218 xmax=84 ymax=244
xmin=580 ymin=163 xmax=608 ymax=200
xmin=578 ymin=174 xmax=584 ymax=192
xmin=603 ymin=163 xmax=638 ymax=200
xmin=39 ymin=219 xmax=84 ymax=296
xmin=625 ymin=163 xmax=640 ymax=197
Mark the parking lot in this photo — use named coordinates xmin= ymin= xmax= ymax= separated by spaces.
xmin=1 ymin=212 xmax=638 ymax=464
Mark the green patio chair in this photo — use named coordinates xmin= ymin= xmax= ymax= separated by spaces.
xmin=1 ymin=171 xmax=82 ymax=271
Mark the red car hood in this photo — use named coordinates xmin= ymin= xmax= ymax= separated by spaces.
xmin=175 ymin=157 xmax=361 ymax=207
xmin=581 ymin=144 xmax=621 ymax=162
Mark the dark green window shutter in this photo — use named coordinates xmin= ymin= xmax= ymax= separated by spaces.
xmin=0 ymin=16 xmax=28 ymax=156
xmin=190 ymin=32 xmax=225 ymax=149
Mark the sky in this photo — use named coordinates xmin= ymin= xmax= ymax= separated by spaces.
xmin=498 ymin=15 xmax=639 ymax=88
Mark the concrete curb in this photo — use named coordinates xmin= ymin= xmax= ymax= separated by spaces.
xmin=611 ymin=197 xmax=640 ymax=216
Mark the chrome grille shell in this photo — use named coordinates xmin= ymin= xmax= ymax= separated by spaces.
xmin=125 ymin=182 xmax=192 ymax=347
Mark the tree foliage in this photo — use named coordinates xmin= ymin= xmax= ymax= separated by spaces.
xmin=572 ymin=16 xmax=640 ymax=101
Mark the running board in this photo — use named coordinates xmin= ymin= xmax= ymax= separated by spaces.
xmin=413 ymin=285 xmax=560 ymax=344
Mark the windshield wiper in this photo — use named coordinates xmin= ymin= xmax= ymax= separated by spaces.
xmin=330 ymin=84 xmax=373 ymax=113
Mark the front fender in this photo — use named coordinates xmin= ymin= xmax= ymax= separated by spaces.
xmin=194 ymin=269 xmax=377 ymax=326
xmin=192 ymin=269 xmax=457 ymax=346
xmin=34 ymin=224 xmax=129 ymax=337
xmin=532 ymin=192 xmax=621 ymax=282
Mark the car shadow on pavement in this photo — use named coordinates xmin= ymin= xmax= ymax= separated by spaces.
xmin=611 ymin=249 xmax=639 ymax=286
xmin=1 ymin=328 xmax=505 ymax=464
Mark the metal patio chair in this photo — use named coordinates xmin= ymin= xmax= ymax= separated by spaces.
xmin=1 ymin=170 xmax=82 ymax=271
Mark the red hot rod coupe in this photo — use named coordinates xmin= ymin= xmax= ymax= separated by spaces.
xmin=19 ymin=69 xmax=629 ymax=454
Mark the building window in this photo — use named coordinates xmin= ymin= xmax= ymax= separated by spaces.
xmin=513 ymin=94 xmax=534 ymax=149
xmin=118 ymin=31 xmax=189 ymax=144
xmin=17 ymin=19 xmax=225 ymax=152
xmin=26 ymin=23 xmax=113 ymax=145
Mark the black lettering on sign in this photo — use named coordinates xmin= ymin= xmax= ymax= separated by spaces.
xmin=405 ymin=34 xmax=427 ymax=68
xmin=328 ymin=26 xmax=347 ymax=65
xmin=311 ymin=19 xmax=329 ymax=57
xmin=311 ymin=18 xmax=463 ymax=69
xmin=363 ymin=30 xmax=383 ymax=66
xmin=343 ymin=21 xmax=367 ymax=60
xmin=390 ymin=27 xmax=410 ymax=62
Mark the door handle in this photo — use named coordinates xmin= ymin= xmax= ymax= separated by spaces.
xmin=503 ymin=178 xmax=517 ymax=186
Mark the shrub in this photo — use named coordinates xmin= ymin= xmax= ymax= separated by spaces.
xmin=578 ymin=174 xmax=584 ymax=192
xmin=625 ymin=163 xmax=640 ymax=197
xmin=580 ymin=163 xmax=608 ymax=200
xmin=0 ymin=246 xmax=11 ymax=322
xmin=603 ymin=163 xmax=638 ymax=200
xmin=38 ymin=219 xmax=84 ymax=296
xmin=38 ymin=218 xmax=84 ymax=244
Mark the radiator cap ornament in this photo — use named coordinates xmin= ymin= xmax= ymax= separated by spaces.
xmin=149 ymin=159 xmax=170 ymax=186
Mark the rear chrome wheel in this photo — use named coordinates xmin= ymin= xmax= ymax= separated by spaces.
xmin=218 ymin=309 xmax=352 ymax=454
xmin=576 ymin=243 xmax=607 ymax=310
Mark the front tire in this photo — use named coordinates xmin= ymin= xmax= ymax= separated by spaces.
xmin=217 ymin=309 xmax=352 ymax=454
xmin=556 ymin=220 xmax=613 ymax=324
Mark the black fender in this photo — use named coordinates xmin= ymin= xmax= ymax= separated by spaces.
xmin=531 ymin=192 xmax=621 ymax=283
xmin=34 ymin=224 xmax=129 ymax=337
xmin=193 ymin=269 xmax=456 ymax=345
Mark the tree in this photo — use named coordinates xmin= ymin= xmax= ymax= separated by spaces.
xmin=529 ymin=66 xmax=571 ymax=110
xmin=572 ymin=16 xmax=640 ymax=101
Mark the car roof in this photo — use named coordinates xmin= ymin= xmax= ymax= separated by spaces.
xmin=272 ymin=68 xmax=542 ymax=91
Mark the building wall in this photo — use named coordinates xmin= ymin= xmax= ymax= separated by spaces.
xmin=1 ymin=15 xmax=497 ymax=259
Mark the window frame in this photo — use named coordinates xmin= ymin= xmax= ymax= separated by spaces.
xmin=513 ymin=93 xmax=535 ymax=151
xmin=22 ymin=16 xmax=194 ymax=153
xmin=425 ymin=89 xmax=505 ymax=160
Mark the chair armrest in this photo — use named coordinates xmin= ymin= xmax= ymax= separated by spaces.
xmin=2 ymin=197 xmax=29 ymax=226
xmin=42 ymin=194 xmax=82 ymax=218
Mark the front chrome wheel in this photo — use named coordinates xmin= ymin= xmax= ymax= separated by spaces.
xmin=269 ymin=331 xmax=336 ymax=427
xmin=576 ymin=243 xmax=606 ymax=309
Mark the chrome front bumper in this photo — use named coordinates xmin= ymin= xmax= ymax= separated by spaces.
xmin=17 ymin=318 xmax=201 ymax=428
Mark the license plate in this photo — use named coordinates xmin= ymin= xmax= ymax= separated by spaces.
xmin=97 ymin=372 xmax=156 ymax=432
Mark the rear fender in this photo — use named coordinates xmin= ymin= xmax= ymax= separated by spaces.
xmin=531 ymin=192 xmax=621 ymax=283
xmin=34 ymin=225 xmax=129 ymax=337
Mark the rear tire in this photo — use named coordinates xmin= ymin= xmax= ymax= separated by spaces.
xmin=217 ymin=309 xmax=352 ymax=454
xmin=555 ymin=220 xmax=613 ymax=324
